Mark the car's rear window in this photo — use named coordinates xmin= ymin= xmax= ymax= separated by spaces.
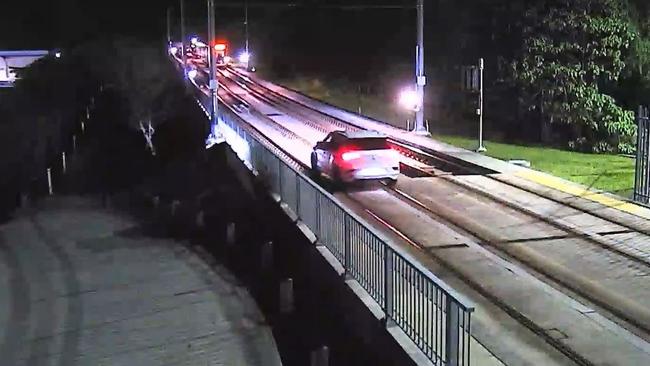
xmin=346 ymin=138 xmax=390 ymax=150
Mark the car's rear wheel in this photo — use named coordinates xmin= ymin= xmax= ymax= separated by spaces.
xmin=310 ymin=152 xmax=320 ymax=178
xmin=385 ymin=178 xmax=397 ymax=188
xmin=331 ymin=166 xmax=345 ymax=191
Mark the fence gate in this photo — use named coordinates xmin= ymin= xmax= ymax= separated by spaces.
xmin=635 ymin=106 xmax=650 ymax=205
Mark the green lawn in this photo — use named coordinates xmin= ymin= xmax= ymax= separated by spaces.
xmin=269 ymin=75 xmax=636 ymax=198
xmin=435 ymin=135 xmax=635 ymax=197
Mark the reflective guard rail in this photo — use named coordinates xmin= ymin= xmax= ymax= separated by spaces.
xmin=203 ymin=83 xmax=475 ymax=366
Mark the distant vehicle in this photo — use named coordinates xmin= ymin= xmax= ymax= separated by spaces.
xmin=311 ymin=130 xmax=400 ymax=185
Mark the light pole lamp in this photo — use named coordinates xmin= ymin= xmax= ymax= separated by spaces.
xmin=399 ymin=88 xmax=421 ymax=130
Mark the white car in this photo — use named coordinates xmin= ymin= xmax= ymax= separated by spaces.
xmin=311 ymin=130 xmax=400 ymax=184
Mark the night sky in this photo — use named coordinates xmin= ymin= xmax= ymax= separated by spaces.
xmin=0 ymin=1 xmax=421 ymax=83
xmin=0 ymin=0 xmax=177 ymax=48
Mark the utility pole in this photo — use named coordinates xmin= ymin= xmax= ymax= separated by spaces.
xmin=208 ymin=0 xmax=219 ymax=137
xmin=166 ymin=7 xmax=172 ymax=46
xmin=477 ymin=58 xmax=486 ymax=152
xmin=413 ymin=0 xmax=428 ymax=135
xmin=180 ymin=0 xmax=187 ymax=78
xmin=245 ymin=0 xmax=249 ymax=56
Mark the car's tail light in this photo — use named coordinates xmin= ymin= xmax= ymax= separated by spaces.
xmin=341 ymin=151 xmax=361 ymax=161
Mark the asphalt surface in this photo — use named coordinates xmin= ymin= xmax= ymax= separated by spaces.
xmin=0 ymin=196 xmax=281 ymax=366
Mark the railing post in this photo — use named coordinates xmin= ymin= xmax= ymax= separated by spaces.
xmin=344 ymin=215 xmax=351 ymax=279
xmin=295 ymin=172 xmax=301 ymax=217
xmin=315 ymin=194 xmax=322 ymax=242
xmin=278 ymin=158 xmax=283 ymax=195
xmin=635 ymin=106 xmax=643 ymax=202
xmin=445 ymin=296 xmax=460 ymax=366
xmin=383 ymin=247 xmax=395 ymax=326
xmin=635 ymin=106 xmax=650 ymax=204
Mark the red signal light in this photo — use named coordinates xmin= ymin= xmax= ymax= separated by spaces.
xmin=214 ymin=44 xmax=226 ymax=51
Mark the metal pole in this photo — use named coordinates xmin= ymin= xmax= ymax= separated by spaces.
xmin=180 ymin=0 xmax=187 ymax=78
xmin=477 ymin=58 xmax=486 ymax=153
xmin=208 ymin=0 xmax=219 ymax=137
xmin=47 ymin=168 xmax=53 ymax=195
xmin=245 ymin=0 xmax=249 ymax=56
xmin=166 ymin=7 xmax=172 ymax=46
xmin=414 ymin=0 xmax=428 ymax=135
xmin=358 ymin=84 xmax=362 ymax=115
xmin=62 ymin=152 xmax=66 ymax=174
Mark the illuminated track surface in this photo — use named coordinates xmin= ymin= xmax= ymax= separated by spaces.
xmin=220 ymin=68 xmax=650 ymax=364
xmin=177 ymin=54 xmax=650 ymax=365
xmin=223 ymin=65 xmax=650 ymax=326
xmin=217 ymin=66 xmax=650 ymax=365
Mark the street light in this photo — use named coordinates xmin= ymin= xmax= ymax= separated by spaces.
xmin=398 ymin=88 xmax=420 ymax=112
xmin=239 ymin=51 xmax=250 ymax=64
xmin=399 ymin=88 xmax=422 ymax=131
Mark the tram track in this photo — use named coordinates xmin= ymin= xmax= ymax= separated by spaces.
xmin=224 ymin=66 xmax=650 ymax=264
xmin=195 ymin=63 xmax=650 ymax=364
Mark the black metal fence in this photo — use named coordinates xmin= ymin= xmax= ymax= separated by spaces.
xmin=635 ymin=106 xmax=650 ymax=205
xmin=218 ymin=100 xmax=475 ymax=366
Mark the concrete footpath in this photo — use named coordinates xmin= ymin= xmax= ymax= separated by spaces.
xmin=0 ymin=196 xmax=282 ymax=366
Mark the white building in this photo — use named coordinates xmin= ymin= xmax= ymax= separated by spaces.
xmin=0 ymin=50 xmax=50 ymax=87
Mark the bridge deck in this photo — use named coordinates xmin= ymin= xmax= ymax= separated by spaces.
xmin=0 ymin=196 xmax=281 ymax=366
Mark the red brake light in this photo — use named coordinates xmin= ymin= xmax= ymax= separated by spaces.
xmin=214 ymin=44 xmax=226 ymax=51
xmin=341 ymin=151 xmax=361 ymax=161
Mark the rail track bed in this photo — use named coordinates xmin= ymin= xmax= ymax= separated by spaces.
xmin=210 ymin=65 xmax=650 ymax=365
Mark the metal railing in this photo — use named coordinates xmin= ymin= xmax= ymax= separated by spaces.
xmin=216 ymin=103 xmax=475 ymax=365
xmin=635 ymin=106 xmax=650 ymax=205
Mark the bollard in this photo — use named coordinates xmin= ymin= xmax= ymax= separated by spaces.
xmin=195 ymin=210 xmax=205 ymax=228
xmin=86 ymin=106 xmax=90 ymax=120
xmin=310 ymin=346 xmax=329 ymax=366
xmin=72 ymin=135 xmax=77 ymax=153
xmin=226 ymin=222 xmax=236 ymax=245
xmin=171 ymin=200 xmax=181 ymax=217
xmin=47 ymin=168 xmax=53 ymax=195
xmin=279 ymin=278 xmax=294 ymax=314
xmin=260 ymin=241 xmax=274 ymax=271
xmin=62 ymin=152 xmax=67 ymax=174
xmin=152 ymin=196 xmax=160 ymax=210
xmin=81 ymin=120 xmax=85 ymax=134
